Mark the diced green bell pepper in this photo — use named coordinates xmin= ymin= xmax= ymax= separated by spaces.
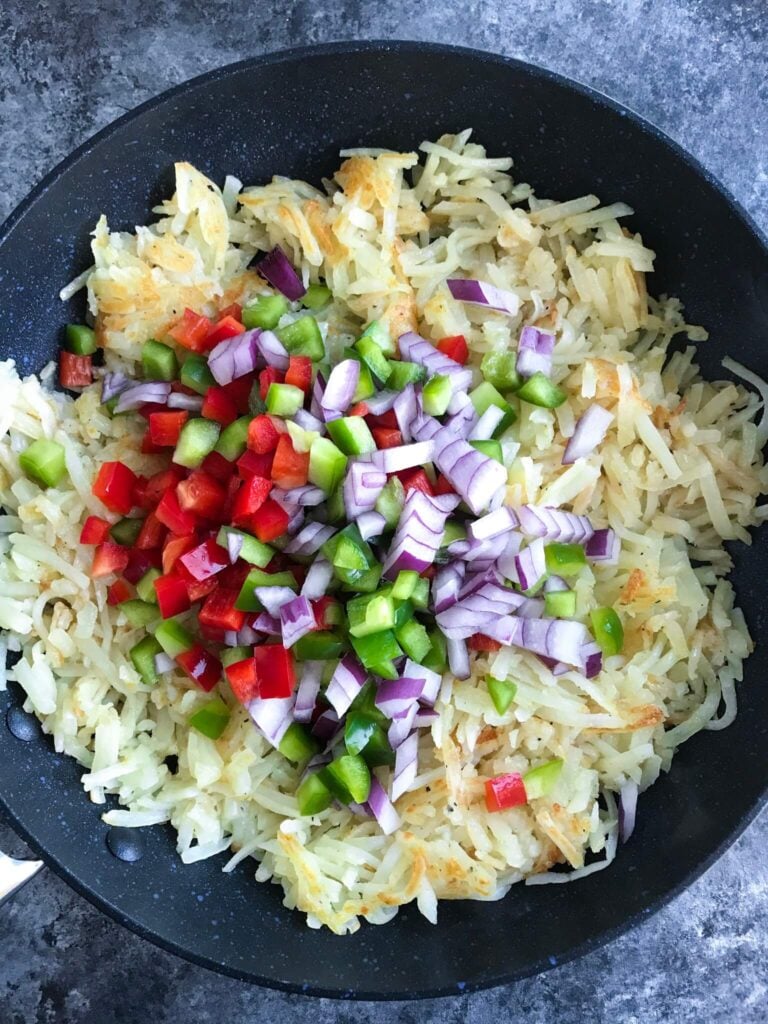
xmin=326 ymin=415 xmax=376 ymax=456
xmin=340 ymin=564 xmax=382 ymax=593
xmin=350 ymin=629 xmax=402 ymax=679
xmin=235 ymin=568 xmax=297 ymax=611
xmin=242 ymin=293 xmax=289 ymax=330
xmin=386 ymin=359 xmax=426 ymax=389
xmin=220 ymin=645 xmax=251 ymax=668
xmin=344 ymin=713 xmax=394 ymax=766
xmin=296 ymin=771 xmax=334 ymax=815
xmin=423 ymin=628 xmax=448 ymax=674
xmin=120 ymin=600 xmax=160 ymax=628
xmin=410 ymin=577 xmax=430 ymax=610
xmin=325 ymin=482 xmax=346 ymax=523
xmin=142 ymin=339 xmax=178 ymax=381
xmin=19 ymin=439 xmax=67 ymax=488
xmin=395 ymin=618 xmax=432 ymax=663
xmin=486 ymin=677 xmax=517 ymax=715
xmin=321 ymin=754 xmax=372 ymax=804
xmin=392 ymin=570 xmax=419 ymax=601
xmin=481 ymin=349 xmax=521 ymax=392
xmin=347 ymin=591 xmax=396 ymax=637
xmin=301 ymin=283 xmax=332 ymax=310
xmin=374 ymin=476 xmax=405 ymax=528
xmin=109 ymin=517 xmax=143 ymax=546
xmin=544 ymin=589 xmax=577 ymax=618
xmin=130 ymin=635 xmax=162 ymax=685
xmin=590 ymin=607 xmax=624 ymax=656
xmin=523 ymin=758 xmax=563 ymax=799
xmin=293 ymin=630 xmax=345 ymax=661
xmin=517 ymin=371 xmax=566 ymax=409
xmin=470 ymin=439 xmax=504 ymax=464
xmin=308 ymin=437 xmax=347 ymax=494
xmin=469 ymin=381 xmax=517 ymax=434
xmin=355 ymin=336 xmax=391 ymax=383
xmin=277 ymin=316 xmax=325 ymax=361
xmin=180 ymin=354 xmax=215 ymax=395
xmin=154 ymin=617 xmax=194 ymax=657
xmin=359 ymin=319 xmax=395 ymax=357
xmin=173 ymin=418 xmax=221 ymax=468
xmin=422 ymin=374 xmax=453 ymax=416
xmin=65 ymin=323 xmax=97 ymax=356
xmin=136 ymin=567 xmax=161 ymax=604
xmin=544 ymin=542 xmax=587 ymax=577
xmin=216 ymin=526 xmax=273 ymax=568
xmin=266 ymin=382 xmax=305 ymax=417
xmin=278 ymin=722 xmax=321 ymax=763
xmin=214 ymin=416 xmax=251 ymax=461
xmin=189 ymin=697 xmax=230 ymax=739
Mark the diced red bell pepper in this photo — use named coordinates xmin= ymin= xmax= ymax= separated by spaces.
xmin=217 ymin=561 xmax=251 ymax=591
xmin=205 ymin=314 xmax=245 ymax=348
xmin=136 ymin=402 xmax=170 ymax=421
xmin=201 ymin=450 xmax=235 ymax=482
xmin=289 ymin=563 xmax=307 ymax=589
xmin=199 ymin=587 xmax=246 ymax=633
xmin=107 ymin=578 xmax=133 ymax=606
xmin=134 ymin=466 xmax=185 ymax=510
xmin=433 ymin=473 xmax=456 ymax=496
xmin=124 ymin=547 xmax=162 ymax=584
xmin=225 ymin=656 xmax=260 ymax=704
xmin=237 ymin=449 xmax=274 ymax=479
xmin=179 ymin=537 xmax=229 ymax=582
xmin=468 ymin=633 xmax=502 ymax=652
xmin=347 ymin=402 xmax=369 ymax=417
xmin=395 ymin=467 xmax=435 ymax=497
xmin=175 ymin=644 xmax=221 ymax=692
xmin=155 ymin=487 xmax=198 ymax=536
xmin=135 ymin=511 xmax=167 ymax=551
xmin=231 ymin=475 xmax=272 ymax=527
xmin=80 ymin=515 xmax=112 ymax=545
xmin=221 ymin=374 xmax=255 ymax=414
xmin=312 ymin=595 xmax=340 ymax=630
xmin=250 ymin=498 xmax=289 ymax=543
xmin=247 ymin=414 xmax=282 ymax=455
xmin=91 ymin=541 xmax=130 ymax=578
xmin=92 ymin=461 xmax=138 ymax=516
xmin=167 ymin=308 xmax=214 ymax=352
xmin=59 ymin=351 xmax=93 ymax=388
xmin=149 ymin=410 xmax=189 ymax=447
xmin=485 ymin=772 xmax=527 ymax=813
xmin=259 ymin=366 xmax=283 ymax=401
xmin=437 ymin=334 xmax=469 ymax=364
xmin=202 ymin=386 xmax=238 ymax=426
xmin=153 ymin=573 xmax=191 ymax=618
xmin=270 ymin=434 xmax=309 ymax=489
xmin=372 ymin=427 xmax=403 ymax=449
xmin=177 ymin=470 xmax=227 ymax=519
xmin=221 ymin=475 xmax=242 ymax=522
xmin=140 ymin=431 xmax=164 ymax=455
xmin=420 ymin=564 xmax=437 ymax=580
xmin=217 ymin=302 xmax=242 ymax=322
xmin=366 ymin=409 xmax=398 ymax=429
xmin=162 ymin=534 xmax=196 ymax=575
xmin=253 ymin=644 xmax=296 ymax=699
xmin=284 ymin=356 xmax=312 ymax=393
xmin=186 ymin=577 xmax=218 ymax=603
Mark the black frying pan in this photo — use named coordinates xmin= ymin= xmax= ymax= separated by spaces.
xmin=1 ymin=41 xmax=767 ymax=999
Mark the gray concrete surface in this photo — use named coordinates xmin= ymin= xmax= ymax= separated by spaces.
xmin=1 ymin=1 xmax=766 ymax=1020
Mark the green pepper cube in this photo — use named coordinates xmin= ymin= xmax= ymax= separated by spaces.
xmin=301 ymin=283 xmax=332 ymax=311
xmin=293 ymin=630 xmax=345 ymax=661
xmin=410 ymin=577 xmax=430 ymax=610
xmin=266 ymin=382 xmax=305 ymax=417
xmin=392 ymin=570 xmax=419 ymax=601
xmin=214 ymin=416 xmax=251 ymax=461
xmin=321 ymin=754 xmax=372 ymax=804
xmin=392 ymin=599 xmax=413 ymax=632
xmin=326 ymin=416 xmax=376 ymax=456
xmin=340 ymin=563 xmax=382 ymax=593
xmin=136 ymin=567 xmax=162 ymax=604
xmin=120 ymin=599 xmax=160 ymax=629
xmin=220 ymin=645 xmax=252 ymax=668
xmin=422 ymin=374 xmax=453 ymax=416
xmin=109 ymin=517 xmax=143 ymax=546
xmin=359 ymin=319 xmax=395 ymax=357
xmin=486 ymin=676 xmax=517 ymax=715
xmin=235 ymin=567 xmax=297 ymax=611
xmin=173 ymin=418 xmax=221 ymax=468
xmin=216 ymin=527 xmax=273 ymax=568
xmin=277 ymin=316 xmax=325 ymax=361
xmin=308 ymin=437 xmax=347 ymax=494
xmin=324 ymin=482 xmax=346 ymax=523
xmin=350 ymin=629 xmax=402 ymax=679
xmin=296 ymin=771 xmax=334 ymax=815
xmin=544 ymin=589 xmax=577 ymax=618
xmin=470 ymin=439 xmax=504 ymax=464
xmin=374 ymin=476 xmax=405 ymax=528
xmin=355 ymin=336 xmax=391 ymax=383
xmin=423 ymin=628 xmax=448 ymax=674
xmin=243 ymin=293 xmax=289 ymax=331
xmin=154 ymin=617 xmax=194 ymax=657
xmin=523 ymin=758 xmax=564 ymax=799
xmin=385 ymin=359 xmax=426 ymax=390
xmin=19 ymin=439 xmax=68 ymax=488
xmin=469 ymin=381 xmax=517 ymax=434
xmin=189 ymin=697 xmax=231 ymax=740
xmin=142 ymin=339 xmax=178 ymax=381
xmin=481 ymin=350 xmax=521 ymax=392
xmin=130 ymin=635 xmax=162 ymax=685
xmin=590 ymin=607 xmax=624 ymax=656
xmin=344 ymin=713 xmax=394 ymax=766
xmin=544 ymin=542 xmax=587 ymax=577
xmin=180 ymin=354 xmax=215 ymax=395
xmin=394 ymin=619 xmax=432 ymax=663
xmin=517 ymin=371 xmax=566 ymax=409
xmin=347 ymin=591 xmax=396 ymax=637
xmin=278 ymin=722 xmax=321 ymax=764
xmin=65 ymin=323 xmax=97 ymax=356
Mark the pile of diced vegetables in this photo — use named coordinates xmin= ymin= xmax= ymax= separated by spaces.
xmin=22 ymin=247 xmax=624 ymax=833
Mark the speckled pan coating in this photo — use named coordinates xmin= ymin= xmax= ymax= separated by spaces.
xmin=1 ymin=40 xmax=767 ymax=1000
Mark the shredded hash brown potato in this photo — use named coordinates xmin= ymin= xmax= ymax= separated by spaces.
xmin=2 ymin=131 xmax=767 ymax=933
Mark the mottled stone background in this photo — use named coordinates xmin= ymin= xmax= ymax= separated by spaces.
xmin=1 ymin=1 xmax=767 ymax=1021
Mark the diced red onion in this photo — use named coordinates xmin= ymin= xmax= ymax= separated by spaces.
xmin=433 ymin=428 xmax=507 ymax=515
xmin=284 ymin=521 xmax=336 ymax=556
xmin=257 ymin=330 xmax=290 ymax=371
xmin=310 ymin=371 xmax=326 ymax=419
xmin=391 ymin=732 xmax=418 ymax=802
xmin=208 ymin=329 xmax=261 ymax=384
xmin=446 ymin=278 xmax=520 ymax=317
xmin=300 ymin=558 xmax=333 ymax=600
xmin=293 ymin=409 xmax=324 ymax=434
xmin=285 ymin=505 xmax=305 ymax=536
xmin=365 ymin=390 xmax=399 ymax=415
xmin=382 ymin=491 xmax=454 ymax=578
xmin=403 ymin=658 xmax=442 ymax=706
xmin=516 ymin=325 xmax=555 ymax=379
xmin=250 ymin=612 xmax=281 ymax=636
xmin=446 ymin=637 xmax=470 ymax=679
xmin=497 ymin=530 xmax=524 ymax=580
xmin=114 ymin=381 xmax=171 ymax=413
xmin=375 ymin=677 xmax=425 ymax=719
xmin=585 ymin=528 xmax=620 ymax=564
xmin=582 ymin=641 xmax=603 ymax=678
xmin=413 ymin=707 xmax=439 ymax=728
xmin=538 ymin=655 xmax=569 ymax=676
xmin=253 ymin=585 xmax=297 ymax=617
xmin=311 ymin=707 xmax=341 ymax=743
xmin=516 ymin=505 xmax=594 ymax=544
xmin=357 ymin=510 xmax=386 ymax=540
xmin=397 ymin=332 xmax=473 ymax=393
xmin=226 ymin=532 xmax=244 ymax=563
xmin=154 ymin=652 xmax=175 ymax=674
xmin=468 ymin=404 xmax=505 ymax=441
xmin=387 ymin=702 xmax=418 ymax=748
xmin=276 ymin=484 xmax=325 ymax=507
xmin=366 ymin=776 xmax=401 ymax=835
xmin=411 ymin=413 xmax=443 ymax=441
xmin=393 ymin=385 xmax=417 ymax=443
xmin=236 ymin=624 xmax=259 ymax=645
xmin=280 ymin=595 xmax=316 ymax=648
xmin=255 ymin=246 xmax=306 ymax=300
xmin=343 ymin=461 xmax=386 ymax=520
xmin=433 ymin=563 xmax=465 ymax=613
xmin=444 ymin=392 xmax=478 ymax=436
xmin=167 ymin=392 xmax=204 ymax=411
xmin=325 ymin=655 xmax=367 ymax=718
xmin=469 ymin=507 xmax=518 ymax=542
xmin=101 ymin=371 xmax=130 ymax=403
xmin=563 ymin=404 xmax=613 ymax=464
xmin=514 ymin=538 xmax=548 ymax=592
xmin=518 ymin=597 xmax=545 ymax=618
xmin=321 ymin=359 xmax=359 ymax=420
xmin=512 ymin=617 xmax=592 ymax=672
xmin=247 ymin=695 xmax=294 ymax=747
xmin=618 ymin=780 xmax=638 ymax=842
xmin=543 ymin=575 xmax=569 ymax=593
xmin=371 ymin=440 xmax=435 ymax=474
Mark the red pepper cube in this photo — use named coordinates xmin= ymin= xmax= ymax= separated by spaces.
xmin=91 ymin=541 xmax=130 ymax=578
xmin=162 ymin=534 xmax=196 ymax=575
xmin=124 ymin=548 xmax=162 ymax=584
xmin=259 ymin=366 xmax=283 ymax=401
xmin=155 ymin=488 xmax=198 ymax=536
xmin=106 ymin=578 xmax=133 ymax=606
xmin=433 ymin=473 xmax=456 ymax=497
xmin=204 ymin=314 xmax=245 ymax=348
xmin=79 ymin=515 xmax=112 ymax=545
xmin=175 ymin=644 xmax=221 ymax=692
xmin=250 ymin=498 xmax=289 ymax=543
xmin=202 ymin=386 xmax=238 ymax=426
xmin=59 ymin=351 xmax=93 ymax=388
xmin=366 ymin=409 xmax=398 ymax=430
xmin=231 ymin=475 xmax=272 ymax=527
xmin=149 ymin=410 xmax=189 ymax=447
xmin=179 ymin=537 xmax=229 ymax=582
xmin=225 ymin=656 xmax=260 ymax=705
xmin=134 ymin=466 xmax=185 ymax=511
xmin=247 ymin=414 xmax=282 ymax=455
xmin=217 ymin=302 xmax=242 ymax=322
xmin=135 ymin=511 xmax=167 ymax=551
xmin=167 ymin=308 xmax=214 ymax=352
xmin=177 ymin=470 xmax=227 ymax=520
xmin=237 ymin=449 xmax=274 ymax=480
xmin=185 ymin=577 xmax=218 ymax=603
xmin=140 ymin=431 xmax=164 ymax=455
xmin=271 ymin=434 xmax=309 ymax=489
xmin=371 ymin=427 xmax=403 ymax=449
xmin=485 ymin=773 xmax=527 ymax=813
xmin=253 ymin=644 xmax=296 ymax=699
xmin=198 ymin=587 xmax=246 ymax=633
xmin=284 ymin=355 xmax=312 ymax=393
xmin=201 ymin=450 xmax=235 ymax=482
xmin=394 ymin=467 xmax=435 ymax=497
xmin=467 ymin=633 xmax=502 ymax=653
xmin=436 ymin=334 xmax=469 ymax=364
xmin=221 ymin=374 xmax=255 ymax=414
xmin=154 ymin=573 xmax=191 ymax=619
xmin=92 ymin=461 xmax=138 ymax=516
xmin=312 ymin=595 xmax=340 ymax=630
xmin=347 ymin=402 xmax=369 ymax=417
